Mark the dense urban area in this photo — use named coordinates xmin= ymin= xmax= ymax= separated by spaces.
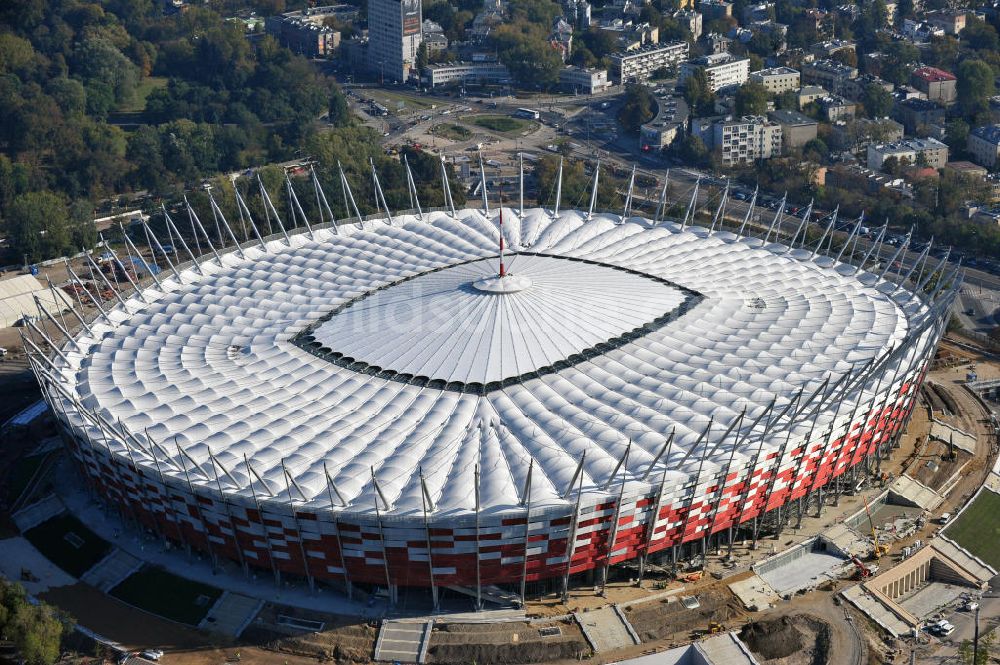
xmin=1 ymin=0 xmax=1000 ymax=664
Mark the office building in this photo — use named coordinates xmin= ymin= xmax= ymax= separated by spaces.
xmin=422 ymin=61 xmax=510 ymax=87
xmin=559 ymin=66 xmax=612 ymax=94
xmin=368 ymin=0 xmax=422 ymax=82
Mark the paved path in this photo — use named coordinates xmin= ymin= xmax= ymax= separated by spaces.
xmin=12 ymin=495 xmax=64 ymax=532
xmin=199 ymin=591 xmax=263 ymax=637
xmin=0 ymin=536 xmax=75 ymax=594
xmin=81 ymin=548 xmax=142 ymax=592
xmin=374 ymin=619 xmax=431 ymax=663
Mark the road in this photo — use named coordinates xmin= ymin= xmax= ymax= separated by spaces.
xmin=345 ymin=82 xmax=1000 ymax=313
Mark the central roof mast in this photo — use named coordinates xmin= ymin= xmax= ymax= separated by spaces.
xmin=498 ymin=182 xmax=506 ymax=278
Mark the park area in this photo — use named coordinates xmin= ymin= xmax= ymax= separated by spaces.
xmin=24 ymin=513 xmax=110 ymax=578
xmin=466 ymin=114 xmax=537 ymax=135
xmin=944 ymin=488 xmax=1000 ymax=570
xmin=430 ymin=123 xmax=473 ymax=141
xmin=110 ymin=566 xmax=222 ymax=626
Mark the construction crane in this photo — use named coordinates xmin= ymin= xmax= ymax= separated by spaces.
xmin=865 ymin=497 xmax=891 ymax=559
xmin=850 ymin=555 xmax=872 ymax=579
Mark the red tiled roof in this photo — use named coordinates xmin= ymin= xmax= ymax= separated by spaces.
xmin=912 ymin=66 xmax=956 ymax=82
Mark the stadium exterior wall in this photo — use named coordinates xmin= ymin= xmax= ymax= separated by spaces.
xmin=30 ymin=203 xmax=955 ymax=594
xmin=46 ymin=336 xmax=936 ymax=589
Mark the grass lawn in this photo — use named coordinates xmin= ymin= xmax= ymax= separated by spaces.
xmin=119 ymin=76 xmax=168 ymax=113
xmin=24 ymin=513 xmax=111 ymax=577
xmin=110 ymin=566 xmax=222 ymax=626
xmin=367 ymin=89 xmax=434 ymax=111
xmin=430 ymin=123 xmax=473 ymax=140
xmin=465 ymin=114 xmax=537 ymax=135
xmin=944 ymin=489 xmax=1000 ymax=570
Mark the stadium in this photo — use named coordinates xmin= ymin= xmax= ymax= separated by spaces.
xmin=26 ymin=163 xmax=959 ymax=608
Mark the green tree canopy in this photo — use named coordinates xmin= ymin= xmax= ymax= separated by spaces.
xmin=957 ymin=59 xmax=995 ymax=118
xmin=735 ymin=81 xmax=769 ymax=116
xmin=862 ymin=83 xmax=893 ymax=118
xmin=618 ymin=84 xmax=656 ymax=133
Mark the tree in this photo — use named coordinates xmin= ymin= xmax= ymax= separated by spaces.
xmin=945 ymin=119 xmax=970 ymax=154
xmin=618 ymin=84 xmax=656 ymax=132
xmin=5 ymin=191 xmax=73 ymax=261
xmin=735 ymin=81 xmax=769 ymax=116
xmin=862 ymin=83 xmax=893 ymax=118
xmin=963 ymin=17 xmax=999 ymax=52
xmin=682 ymin=67 xmax=715 ymax=116
xmin=957 ymin=59 xmax=995 ymax=118
xmin=415 ymin=41 xmax=428 ymax=73
xmin=831 ymin=48 xmax=858 ymax=68
xmin=9 ymin=604 xmax=65 ymax=665
xmin=328 ymin=89 xmax=351 ymax=127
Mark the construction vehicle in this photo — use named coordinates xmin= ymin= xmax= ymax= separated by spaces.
xmin=864 ymin=497 xmax=891 ymax=559
xmin=850 ymin=555 xmax=872 ymax=579
xmin=707 ymin=622 xmax=724 ymax=634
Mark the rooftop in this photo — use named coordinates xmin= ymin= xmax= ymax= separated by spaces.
xmin=753 ymin=66 xmax=799 ymax=76
xmin=971 ymin=124 xmax=1000 ymax=144
xmin=769 ymin=109 xmax=818 ymax=126
xmin=912 ymin=66 xmax=956 ymax=83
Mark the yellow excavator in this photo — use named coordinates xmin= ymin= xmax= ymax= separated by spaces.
xmin=865 ymin=497 xmax=891 ymax=559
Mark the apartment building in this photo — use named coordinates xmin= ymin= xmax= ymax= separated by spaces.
xmin=968 ymin=125 xmax=1000 ymax=169
xmin=610 ymin=41 xmax=690 ymax=83
xmin=713 ymin=115 xmax=783 ymax=165
xmin=749 ymin=66 xmax=800 ymax=93
xmin=680 ymin=52 xmax=750 ymax=92
xmin=867 ymin=137 xmax=949 ymax=171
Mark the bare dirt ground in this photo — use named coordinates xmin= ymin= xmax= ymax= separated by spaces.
xmin=240 ymin=604 xmax=376 ymax=664
xmin=427 ymin=619 xmax=589 ymax=664
xmin=623 ymin=586 xmax=745 ymax=644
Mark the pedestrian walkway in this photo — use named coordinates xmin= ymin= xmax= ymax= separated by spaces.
xmin=374 ymin=619 xmax=432 ymax=663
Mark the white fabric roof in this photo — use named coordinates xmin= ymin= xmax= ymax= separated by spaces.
xmin=57 ymin=208 xmax=925 ymax=517
xmin=309 ymin=254 xmax=690 ymax=385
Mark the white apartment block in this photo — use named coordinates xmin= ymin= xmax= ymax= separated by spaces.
xmin=680 ymin=53 xmax=750 ymax=93
xmin=713 ymin=115 xmax=783 ymax=165
xmin=749 ymin=66 xmax=800 ymax=94
xmin=968 ymin=125 xmax=1000 ymax=169
xmin=609 ymin=41 xmax=690 ymax=83
xmin=866 ymin=137 xmax=949 ymax=171
xmin=368 ymin=0 xmax=422 ymax=82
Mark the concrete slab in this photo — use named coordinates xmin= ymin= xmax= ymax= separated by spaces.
xmin=898 ymin=582 xmax=966 ymax=619
xmin=0 ymin=537 xmax=76 ymax=594
xmin=81 ymin=548 xmax=142 ymax=592
xmin=841 ymin=585 xmax=911 ymax=637
xmin=758 ymin=549 xmax=847 ymax=596
xmin=575 ymin=606 xmax=639 ymax=653
xmin=929 ymin=420 xmax=976 ymax=453
xmin=12 ymin=495 xmax=64 ymax=532
xmin=199 ymin=591 xmax=263 ymax=637
xmin=887 ymin=475 xmax=944 ymax=511
xmin=729 ymin=574 xmax=779 ymax=611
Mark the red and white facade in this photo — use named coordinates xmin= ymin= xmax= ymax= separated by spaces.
xmin=29 ymin=205 xmax=955 ymax=594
